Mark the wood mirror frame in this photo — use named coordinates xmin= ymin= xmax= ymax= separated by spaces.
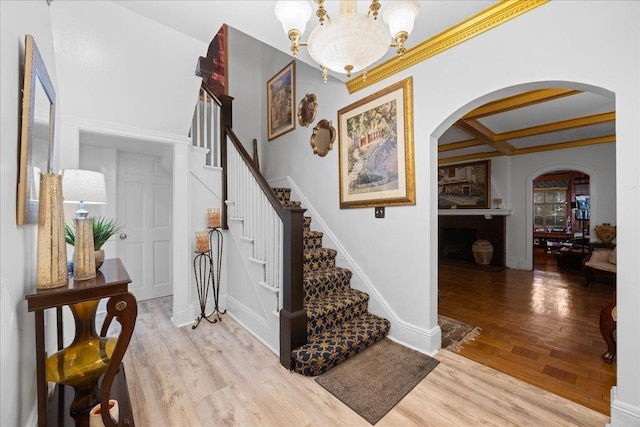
xmin=18 ymin=34 xmax=56 ymax=225
xmin=310 ymin=119 xmax=336 ymax=157
xmin=297 ymin=93 xmax=317 ymax=127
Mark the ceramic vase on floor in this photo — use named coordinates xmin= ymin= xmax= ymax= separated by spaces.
xmin=36 ymin=173 xmax=68 ymax=289
xmin=472 ymin=240 xmax=493 ymax=265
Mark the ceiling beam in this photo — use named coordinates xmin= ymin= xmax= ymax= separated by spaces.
xmin=513 ymin=135 xmax=616 ymax=155
xmin=463 ymin=89 xmax=582 ymax=120
xmin=438 ymin=139 xmax=484 ymax=152
xmin=439 ymin=134 xmax=615 ymax=164
xmin=438 ymin=151 xmax=502 ymax=165
xmin=455 ymin=119 xmax=516 ymax=155
xmin=495 ymin=112 xmax=615 ymax=141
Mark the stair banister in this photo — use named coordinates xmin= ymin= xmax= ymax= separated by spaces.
xmin=219 ymin=96 xmax=307 ymax=370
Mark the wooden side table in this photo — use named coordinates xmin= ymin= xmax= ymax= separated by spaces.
xmin=25 ymin=258 xmax=137 ymax=427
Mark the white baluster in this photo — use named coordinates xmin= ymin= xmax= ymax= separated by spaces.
xmin=196 ymin=89 xmax=202 ymax=149
xmin=208 ymin=95 xmax=214 ymax=166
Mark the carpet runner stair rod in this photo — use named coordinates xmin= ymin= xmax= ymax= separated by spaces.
xmin=273 ymin=187 xmax=391 ymax=376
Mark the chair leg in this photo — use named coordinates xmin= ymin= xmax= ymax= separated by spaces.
xmin=599 ymin=295 xmax=616 ymax=364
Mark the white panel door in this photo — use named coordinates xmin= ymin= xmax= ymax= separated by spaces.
xmin=116 ymin=152 xmax=172 ymax=301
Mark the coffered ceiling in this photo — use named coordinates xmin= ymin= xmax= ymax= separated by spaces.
xmin=438 ymin=88 xmax=616 ymax=164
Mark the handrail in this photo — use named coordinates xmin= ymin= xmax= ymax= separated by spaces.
xmin=225 ymin=127 xmax=288 ymax=221
xmin=199 ymin=82 xmax=222 ymax=108
xmin=218 ymin=94 xmax=307 ymax=370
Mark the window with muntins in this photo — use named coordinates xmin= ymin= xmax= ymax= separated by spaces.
xmin=533 ymin=178 xmax=569 ymax=232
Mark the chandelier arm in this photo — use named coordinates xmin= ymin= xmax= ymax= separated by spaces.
xmin=393 ymin=31 xmax=409 ymax=56
xmin=315 ymin=0 xmax=327 ymax=25
xmin=369 ymin=0 xmax=381 ymax=20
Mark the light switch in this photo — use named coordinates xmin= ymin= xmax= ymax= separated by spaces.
xmin=375 ymin=207 xmax=385 ymax=218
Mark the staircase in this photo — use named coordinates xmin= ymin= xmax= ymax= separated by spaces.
xmin=273 ymin=188 xmax=391 ymax=376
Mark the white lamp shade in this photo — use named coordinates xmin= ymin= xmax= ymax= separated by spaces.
xmin=61 ymin=169 xmax=107 ymax=204
xmin=383 ymin=1 xmax=420 ymax=37
xmin=274 ymin=0 xmax=312 ymax=35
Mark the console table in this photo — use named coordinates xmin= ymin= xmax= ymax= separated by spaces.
xmin=25 ymin=258 xmax=137 ymax=427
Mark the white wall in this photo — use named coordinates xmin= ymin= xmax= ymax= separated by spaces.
xmin=0 ymin=2 xmax=59 ymax=425
xmin=50 ymin=0 xmax=203 ymax=137
xmin=228 ymin=27 xmax=263 ymax=155
xmin=258 ymin=1 xmax=640 ymax=422
xmin=49 ymin=0 xmax=208 ymax=328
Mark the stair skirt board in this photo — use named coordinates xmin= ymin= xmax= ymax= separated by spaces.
xmin=273 ymin=187 xmax=391 ymax=376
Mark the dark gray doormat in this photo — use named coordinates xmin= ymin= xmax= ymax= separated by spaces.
xmin=315 ymin=338 xmax=439 ymax=425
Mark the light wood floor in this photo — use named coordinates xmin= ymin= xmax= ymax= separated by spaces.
xmin=439 ymin=247 xmax=616 ymax=415
xmin=123 ymin=294 xmax=609 ymax=426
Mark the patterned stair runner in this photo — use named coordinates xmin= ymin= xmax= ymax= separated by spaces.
xmin=273 ymin=187 xmax=391 ymax=376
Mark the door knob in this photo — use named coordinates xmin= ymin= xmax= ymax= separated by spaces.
xmin=119 ymin=233 xmax=127 ymax=240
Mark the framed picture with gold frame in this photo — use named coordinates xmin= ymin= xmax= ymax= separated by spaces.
xmin=438 ymin=160 xmax=490 ymax=209
xmin=267 ymin=61 xmax=296 ymax=140
xmin=298 ymin=93 xmax=317 ymax=127
xmin=337 ymin=77 xmax=415 ymax=208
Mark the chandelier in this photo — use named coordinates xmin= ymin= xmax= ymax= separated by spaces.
xmin=274 ymin=0 xmax=420 ymax=83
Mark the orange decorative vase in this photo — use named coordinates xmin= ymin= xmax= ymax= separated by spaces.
xmin=595 ymin=223 xmax=616 ymax=243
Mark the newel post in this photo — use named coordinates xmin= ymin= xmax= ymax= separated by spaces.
xmin=280 ymin=207 xmax=307 ymax=370
xmin=219 ymin=94 xmax=233 ymax=230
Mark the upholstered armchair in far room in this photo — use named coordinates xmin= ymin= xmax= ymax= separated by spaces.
xmin=583 ymin=243 xmax=617 ymax=286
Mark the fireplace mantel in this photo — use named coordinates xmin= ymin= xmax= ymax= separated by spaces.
xmin=438 ymin=209 xmax=512 ymax=216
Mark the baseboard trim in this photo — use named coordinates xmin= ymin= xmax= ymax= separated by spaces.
xmin=172 ymin=304 xmax=195 ymax=328
xmin=25 ymin=405 xmax=38 ymax=427
xmin=226 ymin=296 xmax=278 ymax=355
xmin=610 ymin=386 xmax=640 ymax=426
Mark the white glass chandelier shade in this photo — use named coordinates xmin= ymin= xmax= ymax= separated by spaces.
xmin=274 ymin=1 xmax=312 ymax=35
xmin=307 ymin=14 xmax=389 ymax=75
xmin=383 ymin=1 xmax=420 ymax=39
xmin=274 ymin=0 xmax=420 ymax=80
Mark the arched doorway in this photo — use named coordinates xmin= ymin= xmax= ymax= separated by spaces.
xmin=531 ymin=169 xmax=594 ymax=270
xmin=435 ymin=82 xmax=616 ymax=414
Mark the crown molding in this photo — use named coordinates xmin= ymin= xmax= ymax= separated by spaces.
xmin=346 ymin=0 xmax=550 ymax=94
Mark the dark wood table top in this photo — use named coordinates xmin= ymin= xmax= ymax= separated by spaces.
xmin=25 ymin=258 xmax=132 ymax=311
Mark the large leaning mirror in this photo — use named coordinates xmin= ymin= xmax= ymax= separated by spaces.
xmin=310 ymin=119 xmax=336 ymax=157
xmin=18 ymin=34 xmax=56 ymax=224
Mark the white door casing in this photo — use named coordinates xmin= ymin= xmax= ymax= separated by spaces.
xmin=116 ymin=152 xmax=173 ymax=301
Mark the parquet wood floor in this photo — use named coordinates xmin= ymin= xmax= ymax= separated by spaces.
xmin=439 ymin=247 xmax=616 ymax=415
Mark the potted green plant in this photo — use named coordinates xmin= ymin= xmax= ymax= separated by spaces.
xmin=65 ymin=216 xmax=124 ymax=269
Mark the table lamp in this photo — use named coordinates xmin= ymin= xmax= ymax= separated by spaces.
xmin=62 ymin=169 xmax=107 ymax=280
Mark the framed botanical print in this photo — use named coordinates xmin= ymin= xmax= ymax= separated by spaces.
xmin=267 ymin=61 xmax=296 ymax=140
xmin=337 ymin=77 xmax=415 ymax=208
